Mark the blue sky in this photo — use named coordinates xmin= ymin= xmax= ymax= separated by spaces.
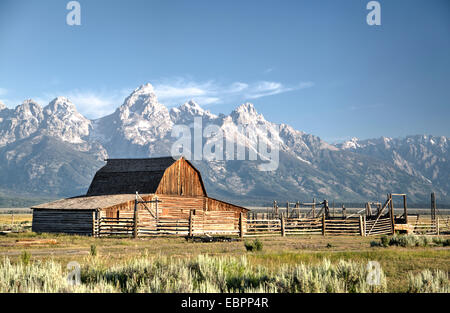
xmin=0 ymin=0 xmax=449 ymax=143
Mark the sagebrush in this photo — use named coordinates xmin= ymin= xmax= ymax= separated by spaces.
xmin=0 ymin=255 xmax=389 ymax=293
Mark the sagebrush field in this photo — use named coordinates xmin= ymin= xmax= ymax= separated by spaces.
xmin=0 ymin=214 xmax=448 ymax=293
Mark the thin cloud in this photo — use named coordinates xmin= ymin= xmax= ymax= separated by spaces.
xmin=246 ymin=81 xmax=314 ymax=99
xmin=152 ymin=78 xmax=314 ymax=107
xmin=41 ymin=89 xmax=130 ymax=119
xmin=17 ymin=78 xmax=313 ymax=119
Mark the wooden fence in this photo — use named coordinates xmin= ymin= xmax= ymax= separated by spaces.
xmin=97 ymin=217 xmax=134 ymax=237
xmin=325 ymin=218 xmax=361 ymax=236
xmin=95 ymin=212 xmax=450 ymax=238
xmin=406 ymin=215 xmax=449 ymax=235
xmin=285 ymin=217 xmax=323 ymax=235
xmin=95 ymin=210 xmax=240 ymax=237
xmin=245 ymin=215 xmax=393 ymax=237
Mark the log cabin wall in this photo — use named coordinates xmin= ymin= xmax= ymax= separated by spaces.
xmin=32 ymin=209 xmax=95 ymax=235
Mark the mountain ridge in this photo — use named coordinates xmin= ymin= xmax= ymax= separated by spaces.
xmin=0 ymin=83 xmax=448 ymax=205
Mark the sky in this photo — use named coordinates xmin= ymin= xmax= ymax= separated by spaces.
xmin=0 ymin=0 xmax=449 ymax=143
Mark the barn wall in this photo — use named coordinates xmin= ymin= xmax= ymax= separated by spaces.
xmin=32 ymin=209 xmax=95 ymax=235
xmin=192 ymin=210 xmax=240 ymax=234
xmin=156 ymin=159 xmax=206 ymax=197
xmin=96 ymin=194 xmax=247 ymax=236
xmin=206 ymin=198 xmax=247 ymax=218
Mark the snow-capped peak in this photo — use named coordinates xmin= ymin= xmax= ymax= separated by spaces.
xmin=170 ymin=100 xmax=218 ymax=123
xmin=103 ymin=83 xmax=173 ymax=145
xmin=180 ymin=100 xmax=203 ymax=113
xmin=0 ymin=100 xmax=6 ymax=111
xmin=341 ymin=137 xmax=360 ymax=149
xmin=133 ymin=83 xmax=155 ymax=94
xmin=235 ymin=102 xmax=257 ymax=115
xmin=14 ymin=99 xmax=43 ymax=119
xmin=120 ymin=83 xmax=164 ymax=118
xmin=230 ymin=102 xmax=265 ymax=125
xmin=0 ymin=99 xmax=43 ymax=147
xmin=45 ymin=97 xmax=76 ymax=114
xmin=41 ymin=97 xmax=91 ymax=144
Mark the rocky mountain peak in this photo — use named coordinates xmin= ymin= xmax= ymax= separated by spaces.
xmin=341 ymin=137 xmax=360 ymax=149
xmin=99 ymin=83 xmax=174 ymax=146
xmin=120 ymin=83 xmax=163 ymax=117
xmin=41 ymin=97 xmax=91 ymax=144
xmin=0 ymin=101 xmax=6 ymax=111
xmin=230 ymin=102 xmax=264 ymax=125
xmin=44 ymin=97 xmax=77 ymax=115
xmin=15 ymin=99 xmax=43 ymax=119
xmin=170 ymin=100 xmax=218 ymax=124
xmin=180 ymin=100 xmax=203 ymax=113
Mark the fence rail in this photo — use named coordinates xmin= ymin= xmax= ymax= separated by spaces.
xmin=244 ymin=216 xmax=393 ymax=237
xmin=94 ymin=213 xmax=449 ymax=238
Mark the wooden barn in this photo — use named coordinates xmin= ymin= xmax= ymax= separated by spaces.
xmin=32 ymin=157 xmax=249 ymax=236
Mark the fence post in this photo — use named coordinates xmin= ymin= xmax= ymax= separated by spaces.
xmin=359 ymin=215 xmax=364 ymax=236
xmin=437 ymin=218 xmax=440 ymax=235
xmin=322 ymin=214 xmax=326 ymax=236
xmin=281 ymin=214 xmax=286 ymax=237
xmin=363 ymin=215 xmax=366 ymax=237
xmin=189 ymin=210 xmax=193 ymax=237
xmin=133 ymin=192 xmax=138 ymax=238
xmin=239 ymin=212 xmax=244 ymax=239
xmin=389 ymin=194 xmax=395 ymax=232
xmin=312 ymin=198 xmax=316 ymax=218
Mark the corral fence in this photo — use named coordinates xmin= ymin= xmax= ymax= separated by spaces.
xmin=94 ymin=209 xmax=241 ymax=237
xmin=94 ymin=213 xmax=448 ymax=238
xmin=406 ymin=215 xmax=449 ymax=235
xmin=245 ymin=215 xmax=393 ymax=237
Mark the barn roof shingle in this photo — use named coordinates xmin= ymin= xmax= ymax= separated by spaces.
xmin=32 ymin=194 xmax=151 ymax=210
xmin=86 ymin=156 xmax=177 ymax=196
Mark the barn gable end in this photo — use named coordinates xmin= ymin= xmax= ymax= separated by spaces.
xmin=156 ymin=158 xmax=207 ymax=197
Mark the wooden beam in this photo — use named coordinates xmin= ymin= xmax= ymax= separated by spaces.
xmin=188 ymin=210 xmax=193 ymax=237
xmin=239 ymin=213 xmax=244 ymax=238
xmin=322 ymin=214 xmax=326 ymax=236
xmin=403 ymin=195 xmax=408 ymax=224
xmin=133 ymin=193 xmax=138 ymax=238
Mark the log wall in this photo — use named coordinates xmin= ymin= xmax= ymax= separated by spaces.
xmin=32 ymin=209 xmax=95 ymax=235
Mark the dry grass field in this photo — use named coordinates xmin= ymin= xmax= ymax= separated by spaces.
xmin=0 ymin=213 xmax=448 ymax=292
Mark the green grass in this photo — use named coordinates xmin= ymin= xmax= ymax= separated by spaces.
xmin=244 ymin=239 xmax=263 ymax=252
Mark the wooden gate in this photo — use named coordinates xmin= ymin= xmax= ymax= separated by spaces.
xmin=365 ymin=216 xmax=393 ymax=236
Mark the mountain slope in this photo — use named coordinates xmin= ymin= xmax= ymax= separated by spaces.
xmin=0 ymin=83 xmax=448 ymax=205
xmin=0 ymin=135 xmax=104 ymax=197
xmin=338 ymin=135 xmax=449 ymax=197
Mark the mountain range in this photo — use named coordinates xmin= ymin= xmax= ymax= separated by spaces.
xmin=0 ymin=83 xmax=448 ymax=206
